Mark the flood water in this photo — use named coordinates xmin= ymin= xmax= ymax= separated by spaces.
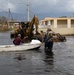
xmin=0 ymin=32 xmax=74 ymax=75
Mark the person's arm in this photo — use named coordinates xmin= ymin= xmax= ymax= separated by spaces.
xmin=48 ymin=38 xmax=53 ymax=42
xmin=20 ymin=38 xmax=24 ymax=43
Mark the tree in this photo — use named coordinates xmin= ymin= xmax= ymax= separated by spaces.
xmin=0 ymin=16 xmax=7 ymax=25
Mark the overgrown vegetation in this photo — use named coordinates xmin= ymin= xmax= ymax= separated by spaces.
xmin=0 ymin=16 xmax=10 ymax=32
xmin=0 ymin=16 xmax=7 ymax=25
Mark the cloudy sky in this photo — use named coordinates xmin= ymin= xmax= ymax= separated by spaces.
xmin=0 ymin=0 xmax=74 ymax=20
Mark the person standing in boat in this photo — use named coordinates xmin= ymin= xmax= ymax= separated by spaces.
xmin=13 ymin=34 xmax=25 ymax=45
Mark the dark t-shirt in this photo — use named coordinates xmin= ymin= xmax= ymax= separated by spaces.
xmin=13 ymin=37 xmax=24 ymax=45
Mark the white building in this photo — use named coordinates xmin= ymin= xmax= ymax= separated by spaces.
xmin=39 ymin=17 xmax=74 ymax=35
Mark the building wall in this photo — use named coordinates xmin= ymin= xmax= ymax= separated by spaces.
xmin=51 ymin=28 xmax=74 ymax=35
xmin=71 ymin=20 xmax=74 ymax=27
xmin=39 ymin=18 xmax=74 ymax=35
xmin=57 ymin=20 xmax=67 ymax=28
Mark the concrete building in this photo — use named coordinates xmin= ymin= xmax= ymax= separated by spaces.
xmin=39 ymin=17 xmax=74 ymax=35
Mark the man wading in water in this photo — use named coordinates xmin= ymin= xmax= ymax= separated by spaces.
xmin=44 ymin=28 xmax=54 ymax=53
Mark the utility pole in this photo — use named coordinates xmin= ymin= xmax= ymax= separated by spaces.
xmin=73 ymin=12 xmax=74 ymax=17
xmin=8 ymin=7 xmax=12 ymax=28
xmin=8 ymin=8 xmax=11 ymax=20
xmin=27 ymin=0 xmax=30 ymax=21
xmin=8 ymin=8 xmax=10 ymax=28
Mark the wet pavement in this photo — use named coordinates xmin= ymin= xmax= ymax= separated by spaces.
xmin=0 ymin=32 xmax=74 ymax=75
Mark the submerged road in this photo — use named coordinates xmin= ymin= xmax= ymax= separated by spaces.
xmin=0 ymin=32 xmax=74 ymax=75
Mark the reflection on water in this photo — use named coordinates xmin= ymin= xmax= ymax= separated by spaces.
xmin=14 ymin=52 xmax=26 ymax=60
xmin=0 ymin=32 xmax=74 ymax=75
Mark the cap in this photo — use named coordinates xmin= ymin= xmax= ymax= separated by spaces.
xmin=17 ymin=34 xmax=21 ymax=37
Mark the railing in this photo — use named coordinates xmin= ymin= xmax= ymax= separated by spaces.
xmin=38 ymin=25 xmax=50 ymax=28
xmin=39 ymin=24 xmax=74 ymax=28
xmin=57 ymin=25 xmax=67 ymax=28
